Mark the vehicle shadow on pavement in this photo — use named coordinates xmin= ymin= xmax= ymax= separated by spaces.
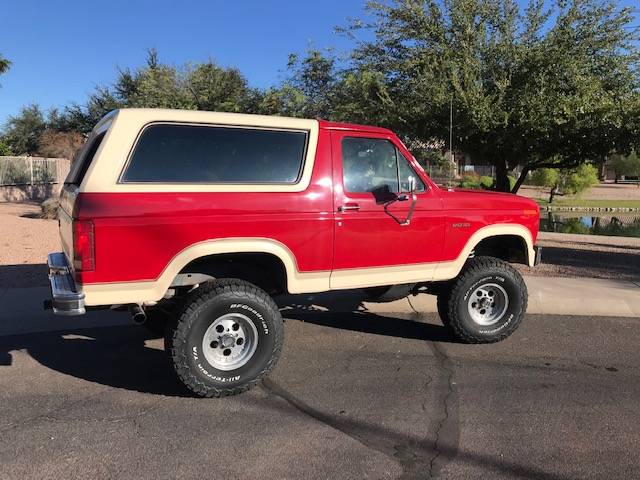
xmin=0 ymin=263 xmax=50 ymax=289
xmin=0 ymin=308 xmax=458 ymax=398
xmin=283 ymin=309 xmax=460 ymax=343
xmin=277 ymin=292 xmax=461 ymax=343
xmin=0 ymin=325 xmax=192 ymax=397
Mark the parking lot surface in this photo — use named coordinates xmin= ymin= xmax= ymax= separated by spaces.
xmin=1 ymin=300 xmax=639 ymax=479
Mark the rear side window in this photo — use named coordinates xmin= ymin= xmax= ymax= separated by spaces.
xmin=65 ymin=131 xmax=106 ymax=186
xmin=121 ymin=124 xmax=308 ymax=184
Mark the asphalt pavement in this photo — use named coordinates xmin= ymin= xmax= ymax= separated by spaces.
xmin=1 ymin=291 xmax=639 ymax=479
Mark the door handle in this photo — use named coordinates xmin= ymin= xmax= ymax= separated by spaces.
xmin=338 ymin=203 xmax=360 ymax=212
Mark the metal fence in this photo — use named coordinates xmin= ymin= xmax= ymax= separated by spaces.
xmin=0 ymin=156 xmax=69 ymax=186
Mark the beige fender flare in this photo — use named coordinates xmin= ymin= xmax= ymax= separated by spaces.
xmin=433 ymin=223 xmax=535 ymax=281
xmin=82 ymin=238 xmax=330 ymax=306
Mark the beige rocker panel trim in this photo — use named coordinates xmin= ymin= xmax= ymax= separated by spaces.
xmin=82 ymin=225 xmax=534 ymax=306
xmin=329 ymin=224 xmax=534 ymax=290
xmin=82 ymin=238 xmax=331 ymax=306
xmin=81 ymin=109 xmax=320 ymax=193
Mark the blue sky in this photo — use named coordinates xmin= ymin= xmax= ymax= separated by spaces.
xmin=1 ymin=0 xmax=637 ymax=125
xmin=0 ymin=0 xmax=367 ymax=124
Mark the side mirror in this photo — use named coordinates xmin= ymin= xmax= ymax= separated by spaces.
xmin=397 ymin=176 xmax=418 ymax=226
xmin=371 ymin=184 xmax=398 ymax=205
xmin=397 ymin=176 xmax=417 ymax=201
xmin=407 ymin=176 xmax=416 ymax=194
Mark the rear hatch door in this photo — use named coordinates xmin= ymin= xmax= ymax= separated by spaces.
xmin=59 ymin=129 xmax=107 ymax=267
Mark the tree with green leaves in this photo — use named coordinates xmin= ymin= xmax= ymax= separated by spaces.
xmin=2 ymin=105 xmax=46 ymax=155
xmin=531 ymin=163 xmax=599 ymax=202
xmin=340 ymin=0 xmax=640 ymax=192
xmin=0 ymin=54 xmax=10 ymax=76
xmin=0 ymin=140 xmax=12 ymax=155
xmin=610 ymin=151 xmax=640 ymax=185
xmin=51 ymin=49 xmax=258 ymax=134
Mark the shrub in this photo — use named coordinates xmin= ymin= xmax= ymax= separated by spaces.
xmin=458 ymin=172 xmax=482 ymax=189
xmin=479 ymin=176 xmax=493 ymax=188
xmin=531 ymin=168 xmax=560 ymax=188
xmin=564 ymin=164 xmax=599 ymax=196
xmin=40 ymin=197 xmax=59 ymax=219
xmin=559 ymin=218 xmax=590 ymax=235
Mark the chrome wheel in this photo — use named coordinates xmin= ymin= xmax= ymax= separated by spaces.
xmin=202 ymin=313 xmax=258 ymax=371
xmin=467 ymin=283 xmax=509 ymax=326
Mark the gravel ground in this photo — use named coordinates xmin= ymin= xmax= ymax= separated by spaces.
xmin=519 ymin=182 xmax=640 ymax=201
xmin=1 ymin=201 xmax=638 ymax=288
xmin=515 ymin=239 xmax=640 ymax=282
xmin=0 ymin=202 xmax=59 ymax=288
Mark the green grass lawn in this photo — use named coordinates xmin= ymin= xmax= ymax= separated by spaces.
xmin=535 ymin=199 xmax=640 ymax=208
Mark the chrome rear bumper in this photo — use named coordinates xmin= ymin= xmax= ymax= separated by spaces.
xmin=47 ymin=252 xmax=85 ymax=315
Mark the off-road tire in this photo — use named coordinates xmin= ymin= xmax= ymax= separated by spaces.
xmin=166 ymin=278 xmax=284 ymax=397
xmin=363 ymin=284 xmax=415 ymax=303
xmin=441 ymin=256 xmax=527 ymax=344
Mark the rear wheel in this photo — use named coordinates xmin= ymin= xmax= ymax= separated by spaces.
xmin=440 ymin=256 xmax=527 ymax=343
xmin=166 ymin=278 xmax=284 ymax=397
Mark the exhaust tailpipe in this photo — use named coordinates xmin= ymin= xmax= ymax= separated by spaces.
xmin=129 ymin=304 xmax=147 ymax=325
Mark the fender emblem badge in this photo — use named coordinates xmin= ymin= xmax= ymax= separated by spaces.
xmin=452 ymin=222 xmax=471 ymax=228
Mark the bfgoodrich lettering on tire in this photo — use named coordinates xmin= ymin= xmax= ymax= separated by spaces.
xmin=441 ymin=256 xmax=528 ymax=343
xmin=166 ymin=278 xmax=284 ymax=397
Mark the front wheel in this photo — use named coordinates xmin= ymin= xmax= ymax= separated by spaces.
xmin=439 ymin=256 xmax=527 ymax=343
xmin=166 ymin=279 xmax=284 ymax=397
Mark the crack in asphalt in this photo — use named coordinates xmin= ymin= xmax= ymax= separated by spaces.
xmin=0 ymin=392 xmax=104 ymax=433
xmin=426 ymin=341 xmax=459 ymax=478
xmin=263 ymin=306 xmax=460 ymax=480
xmin=261 ymin=377 xmax=440 ymax=479
xmin=407 ymin=297 xmax=460 ymax=478
xmin=0 ymin=392 xmax=162 ymax=433
xmin=260 ymin=377 xmax=397 ymax=460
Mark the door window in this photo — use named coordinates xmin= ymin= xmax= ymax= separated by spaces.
xmin=342 ymin=137 xmax=425 ymax=193
xmin=398 ymin=151 xmax=426 ymax=193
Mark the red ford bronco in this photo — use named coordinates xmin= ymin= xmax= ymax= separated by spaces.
xmin=47 ymin=109 xmax=541 ymax=397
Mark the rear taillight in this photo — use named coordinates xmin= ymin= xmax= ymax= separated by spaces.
xmin=73 ymin=220 xmax=95 ymax=271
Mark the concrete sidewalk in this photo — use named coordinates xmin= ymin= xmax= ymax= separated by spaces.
xmin=0 ymin=276 xmax=638 ymax=337
xmin=279 ymin=276 xmax=640 ymax=318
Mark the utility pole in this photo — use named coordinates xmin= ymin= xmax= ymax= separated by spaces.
xmin=449 ymin=97 xmax=453 ymax=187
xmin=449 ymin=97 xmax=453 ymax=155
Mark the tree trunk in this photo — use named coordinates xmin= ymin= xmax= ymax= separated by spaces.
xmin=599 ymin=162 xmax=606 ymax=181
xmin=511 ymin=166 xmax=531 ymax=194
xmin=549 ymin=185 xmax=558 ymax=204
xmin=494 ymin=160 xmax=510 ymax=192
